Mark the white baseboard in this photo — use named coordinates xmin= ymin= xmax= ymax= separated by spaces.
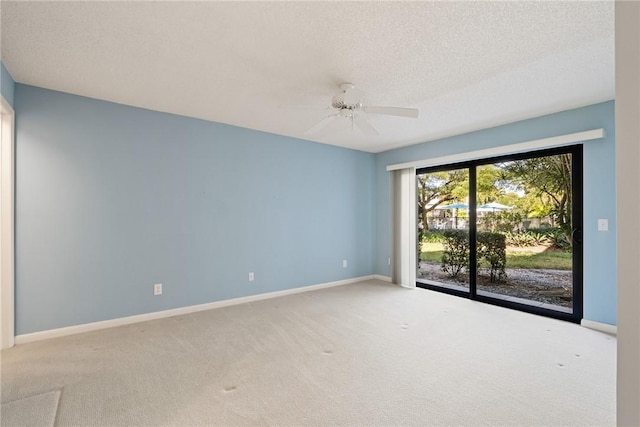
xmin=581 ymin=319 xmax=617 ymax=335
xmin=371 ymin=275 xmax=413 ymax=289
xmin=15 ymin=275 xmax=377 ymax=345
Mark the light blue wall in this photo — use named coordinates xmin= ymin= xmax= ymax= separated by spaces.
xmin=14 ymin=81 xmax=617 ymax=333
xmin=375 ymin=101 xmax=617 ymax=325
xmin=1 ymin=61 xmax=15 ymax=107
xmin=14 ymin=84 xmax=375 ymax=334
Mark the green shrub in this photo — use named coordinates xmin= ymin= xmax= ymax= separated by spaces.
xmin=530 ymin=232 xmax=550 ymax=246
xmin=440 ymin=230 xmax=469 ymax=278
xmin=440 ymin=230 xmax=508 ymax=282
xmin=504 ymin=231 xmax=529 ymax=247
xmin=477 ymin=232 xmax=507 ymax=282
xmin=525 ymin=227 xmax=572 ymax=250
xmin=549 ymin=228 xmax=572 ymax=251
xmin=504 ymin=230 xmax=550 ymax=247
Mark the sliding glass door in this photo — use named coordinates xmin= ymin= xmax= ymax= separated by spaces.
xmin=416 ymin=167 xmax=470 ymax=295
xmin=416 ymin=146 xmax=583 ymax=322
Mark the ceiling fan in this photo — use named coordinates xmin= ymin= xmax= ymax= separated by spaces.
xmin=294 ymin=83 xmax=419 ymax=137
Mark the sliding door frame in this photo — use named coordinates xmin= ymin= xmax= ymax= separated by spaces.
xmin=417 ymin=145 xmax=583 ymax=323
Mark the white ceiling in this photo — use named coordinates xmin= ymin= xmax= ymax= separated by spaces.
xmin=1 ymin=1 xmax=614 ymax=153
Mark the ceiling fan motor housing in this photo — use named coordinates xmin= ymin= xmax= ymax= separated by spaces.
xmin=331 ymin=94 xmax=346 ymax=109
xmin=332 ymin=96 xmax=362 ymax=111
xmin=332 ymin=82 xmax=362 ymax=111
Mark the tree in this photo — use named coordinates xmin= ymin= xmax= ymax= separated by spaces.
xmin=417 ymin=166 xmax=506 ymax=237
xmin=476 ymin=165 xmax=506 ymax=204
xmin=417 ymin=170 xmax=467 ymax=236
xmin=501 ymin=154 xmax=573 ymax=239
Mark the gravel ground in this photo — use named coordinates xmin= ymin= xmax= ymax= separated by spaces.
xmin=418 ymin=261 xmax=573 ymax=307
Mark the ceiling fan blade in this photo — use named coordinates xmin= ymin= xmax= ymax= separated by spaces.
xmin=278 ymin=104 xmax=329 ymax=111
xmin=304 ymin=114 xmax=338 ymax=135
xmin=353 ymin=115 xmax=379 ymax=137
xmin=363 ymin=106 xmax=419 ymax=118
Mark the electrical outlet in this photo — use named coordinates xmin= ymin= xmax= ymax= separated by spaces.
xmin=342 ymin=259 xmax=347 ymax=268
xmin=153 ymin=283 xmax=162 ymax=295
xmin=248 ymin=272 xmax=255 ymax=282
xmin=388 ymin=257 xmax=391 ymax=266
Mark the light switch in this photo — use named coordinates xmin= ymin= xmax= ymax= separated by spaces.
xmin=598 ymin=219 xmax=608 ymax=231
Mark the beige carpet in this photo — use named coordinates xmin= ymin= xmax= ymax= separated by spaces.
xmin=0 ymin=279 xmax=616 ymax=426
xmin=1 ymin=389 xmax=61 ymax=427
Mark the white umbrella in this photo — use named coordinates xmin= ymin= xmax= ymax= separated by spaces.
xmin=436 ymin=203 xmax=468 ymax=229
xmin=478 ymin=202 xmax=512 ymax=212
xmin=436 ymin=202 xmax=469 ymax=210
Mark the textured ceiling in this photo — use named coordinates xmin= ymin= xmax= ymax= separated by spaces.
xmin=1 ymin=1 xmax=614 ymax=153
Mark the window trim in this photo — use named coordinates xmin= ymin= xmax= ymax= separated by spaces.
xmin=387 ymin=128 xmax=602 ymax=172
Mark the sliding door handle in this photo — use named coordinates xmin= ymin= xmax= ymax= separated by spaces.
xmin=571 ymin=228 xmax=582 ymax=245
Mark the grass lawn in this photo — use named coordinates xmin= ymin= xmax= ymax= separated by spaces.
xmin=419 ymin=242 xmax=572 ymax=270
